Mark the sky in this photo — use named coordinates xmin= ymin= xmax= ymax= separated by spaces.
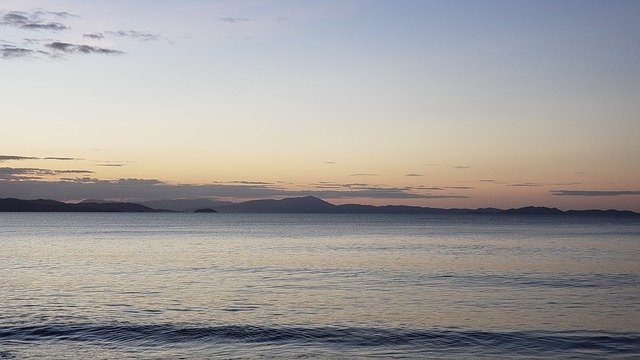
xmin=1 ymin=0 xmax=639 ymax=210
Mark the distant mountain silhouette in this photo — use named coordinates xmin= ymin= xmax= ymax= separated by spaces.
xmin=141 ymin=199 xmax=233 ymax=212
xmin=209 ymin=196 xmax=639 ymax=217
xmin=501 ymin=206 xmax=565 ymax=215
xmin=219 ymin=196 xmax=336 ymax=213
xmin=0 ymin=198 xmax=171 ymax=212
xmin=332 ymin=204 xmax=464 ymax=214
xmin=79 ymin=199 xmax=119 ymax=204
xmin=564 ymin=209 xmax=640 ymax=217
xmin=216 ymin=196 xmax=450 ymax=214
xmin=1 ymin=196 xmax=638 ymax=217
xmin=471 ymin=207 xmax=503 ymax=214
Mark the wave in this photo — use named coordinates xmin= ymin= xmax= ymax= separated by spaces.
xmin=1 ymin=323 xmax=638 ymax=356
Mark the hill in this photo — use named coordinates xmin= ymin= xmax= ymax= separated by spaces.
xmin=219 ymin=196 xmax=336 ymax=213
xmin=0 ymin=198 xmax=171 ymax=212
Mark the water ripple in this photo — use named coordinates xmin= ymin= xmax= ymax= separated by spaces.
xmin=0 ymin=323 xmax=638 ymax=356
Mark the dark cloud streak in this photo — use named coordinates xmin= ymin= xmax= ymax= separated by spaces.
xmin=0 ymin=44 xmax=41 ymax=59
xmin=45 ymin=42 xmax=124 ymax=55
xmin=0 ymin=11 xmax=70 ymax=31
xmin=83 ymin=33 xmax=104 ymax=39
xmin=219 ymin=17 xmax=253 ymax=23
xmin=550 ymin=190 xmax=640 ymax=197
xmin=33 ymin=11 xmax=79 ymax=19
xmin=105 ymin=30 xmax=164 ymax=42
xmin=508 ymin=182 xmax=542 ymax=187
xmin=83 ymin=30 xmax=172 ymax=44
xmin=0 ymin=167 xmax=93 ymax=181
xmin=0 ymin=155 xmax=39 ymax=161
xmin=0 ymin=154 xmax=82 ymax=162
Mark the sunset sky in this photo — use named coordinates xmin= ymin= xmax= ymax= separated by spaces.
xmin=1 ymin=0 xmax=639 ymax=210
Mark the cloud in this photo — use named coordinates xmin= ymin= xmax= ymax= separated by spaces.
xmin=0 ymin=44 xmax=45 ymax=59
xmin=0 ymin=167 xmax=93 ymax=181
xmin=309 ymin=182 xmax=460 ymax=197
xmin=447 ymin=186 xmax=474 ymax=190
xmin=508 ymin=182 xmax=542 ymax=187
xmin=350 ymin=173 xmax=378 ymax=177
xmin=45 ymin=42 xmax=124 ymax=55
xmin=219 ymin=17 xmax=254 ymax=23
xmin=0 ymin=167 xmax=48 ymax=180
xmin=458 ymin=179 xmax=505 ymax=185
xmin=82 ymin=30 xmax=173 ymax=44
xmin=43 ymin=157 xmax=83 ymax=161
xmin=0 ymin=177 xmax=264 ymax=199
xmin=225 ymin=180 xmax=273 ymax=185
xmin=57 ymin=170 xmax=93 ymax=174
xmin=0 ymin=155 xmax=39 ymax=161
xmin=509 ymin=182 xmax=580 ymax=187
xmin=310 ymin=182 xmax=370 ymax=189
xmin=94 ymin=160 xmax=131 ymax=167
xmin=1 ymin=11 xmax=173 ymax=60
xmin=0 ymin=177 xmax=469 ymax=201
xmin=0 ymin=154 xmax=81 ymax=161
xmin=105 ymin=30 xmax=164 ymax=42
xmin=323 ymin=161 xmax=337 ymax=165
xmin=113 ymin=178 xmax=163 ymax=186
xmin=22 ymin=38 xmax=53 ymax=45
xmin=550 ymin=190 xmax=640 ymax=197
xmin=424 ymin=163 xmax=471 ymax=169
xmin=420 ymin=195 xmax=469 ymax=199
xmin=83 ymin=33 xmax=104 ymax=40
xmin=95 ymin=164 xmax=125 ymax=167
xmin=410 ymin=186 xmax=445 ymax=191
xmin=404 ymin=173 xmax=423 ymax=177
xmin=32 ymin=10 xmax=78 ymax=19
xmin=289 ymin=189 xmax=468 ymax=199
xmin=59 ymin=177 xmax=101 ymax=183
xmin=0 ymin=11 xmax=69 ymax=31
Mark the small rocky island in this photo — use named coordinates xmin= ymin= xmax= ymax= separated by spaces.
xmin=193 ymin=208 xmax=217 ymax=213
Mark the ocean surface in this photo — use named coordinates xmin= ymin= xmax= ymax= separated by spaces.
xmin=1 ymin=213 xmax=639 ymax=359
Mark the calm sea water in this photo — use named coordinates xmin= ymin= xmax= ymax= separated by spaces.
xmin=1 ymin=213 xmax=639 ymax=359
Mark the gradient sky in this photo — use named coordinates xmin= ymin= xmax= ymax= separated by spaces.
xmin=1 ymin=0 xmax=639 ymax=210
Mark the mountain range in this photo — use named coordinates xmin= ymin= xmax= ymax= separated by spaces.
xmin=0 ymin=198 xmax=169 ymax=212
xmin=1 ymin=196 xmax=638 ymax=217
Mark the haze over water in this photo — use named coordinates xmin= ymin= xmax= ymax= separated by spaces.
xmin=1 ymin=213 xmax=639 ymax=358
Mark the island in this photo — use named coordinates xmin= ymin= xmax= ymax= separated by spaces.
xmin=193 ymin=208 xmax=217 ymax=213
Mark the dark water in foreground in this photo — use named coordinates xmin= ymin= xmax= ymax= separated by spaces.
xmin=1 ymin=214 xmax=639 ymax=358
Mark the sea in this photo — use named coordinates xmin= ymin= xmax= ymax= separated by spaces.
xmin=1 ymin=213 xmax=639 ymax=359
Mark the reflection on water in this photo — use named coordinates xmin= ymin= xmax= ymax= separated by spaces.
xmin=1 ymin=213 xmax=639 ymax=358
